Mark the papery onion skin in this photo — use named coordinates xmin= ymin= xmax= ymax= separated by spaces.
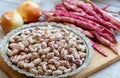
xmin=17 ymin=1 xmax=42 ymax=23
xmin=0 ymin=11 xmax=24 ymax=33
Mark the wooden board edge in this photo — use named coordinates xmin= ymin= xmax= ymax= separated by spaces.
xmin=84 ymin=56 xmax=120 ymax=78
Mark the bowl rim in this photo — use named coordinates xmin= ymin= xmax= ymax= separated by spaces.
xmin=1 ymin=22 xmax=94 ymax=78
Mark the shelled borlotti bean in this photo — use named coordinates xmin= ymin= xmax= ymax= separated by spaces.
xmin=7 ymin=25 xmax=87 ymax=76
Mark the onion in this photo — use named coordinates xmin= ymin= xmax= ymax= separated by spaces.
xmin=0 ymin=11 xmax=24 ymax=33
xmin=17 ymin=1 xmax=42 ymax=23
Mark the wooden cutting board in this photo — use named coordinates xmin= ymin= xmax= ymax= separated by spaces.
xmin=0 ymin=43 xmax=120 ymax=78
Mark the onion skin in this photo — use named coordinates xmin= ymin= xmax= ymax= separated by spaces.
xmin=17 ymin=1 xmax=42 ymax=23
xmin=0 ymin=11 xmax=24 ymax=33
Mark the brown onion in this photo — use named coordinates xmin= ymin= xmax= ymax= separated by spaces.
xmin=0 ymin=11 xmax=24 ymax=33
xmin=17 ymin=1 xmax=42 ymax=23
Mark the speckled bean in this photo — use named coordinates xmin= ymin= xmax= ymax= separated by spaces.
xmin=33 ymin=58 xmax=41 ymax=66
xmin=46 ymin=52 xmax=54 ymax=59
xmin=45 ymin=70 xmax=52 ymax=76
xmin=57 ymin=66 xmax=66 ymax=71
xmin=64 ymin=68 xmax=71 ymax=73
xmin=52 ymin=70 xmax=63 ymax=75
xmin=77 ymin=45 xmax=86 ymax=52
xmin=48 ymin=64 xmax=56 ymax=70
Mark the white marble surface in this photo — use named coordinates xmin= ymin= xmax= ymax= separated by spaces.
xmin=0 ymin=0 xmax=120 ymax=78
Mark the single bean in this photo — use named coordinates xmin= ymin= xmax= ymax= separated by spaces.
xmin=57 ymin=66 xmax=66 ymax=71
xmin=61 ymin=48 xmax=68 ymax=57
xmin=54 ymin=61 xmax=60 ymax=67
xmin=40 ymin=62 xmax=47 ymax=71
xmin=73 ymin=52 xmax=80 ymax=59
xmin=53 ymin=49 xmax=60 ymax=56
xmin=52 ymin=70 xmax=63 ymax=75
xmin=18 ymin=42 xmax=25 ymax=50
xmin=45 ymin=70 xmax=52 ymax=76
xmin=9 ymin=43 xmax=17 ymax=49
xmin=33 ymin=58 xmax=41 ymax=66
xmin=46 ymin=52 xmax=54 ymax=59
xmin=64 ymin=68 xmax=71 ymax=73
xmin=29 ymin=68 xmax=38 ymax=75
xmin=79 ymin=52 xmax=86 ymax=58
xmin=75 ymin=59 xmax=83 ymax=65
xmin=41 ymin=55 xmax=46 ymax=60
xmin=9 ymin=38 xmax=15 ymax=43
xmin=48 ymin=64 xmax=56 ymax=70
xmin=77 ymin=45 xmax=86 ymax=52
xmin=24 ymin=63 xmax=34 ymax=69
xmin=7 ymin=49 xmax=14 ymax=56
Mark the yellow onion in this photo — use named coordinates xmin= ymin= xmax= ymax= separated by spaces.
xmin=0 ymin=11 xmax=24 ymax=33
xmin=17 ymin=1 xmax=42 ymax=23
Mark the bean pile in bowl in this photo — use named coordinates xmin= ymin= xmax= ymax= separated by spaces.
xmin=1 ymin=22 xmax=93 ymax=78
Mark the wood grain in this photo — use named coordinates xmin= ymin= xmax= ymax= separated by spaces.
xmin=0 ymin=0 xmax=120 ymax=78
xmin=0 ymin=43 xmax=120 ymax=78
